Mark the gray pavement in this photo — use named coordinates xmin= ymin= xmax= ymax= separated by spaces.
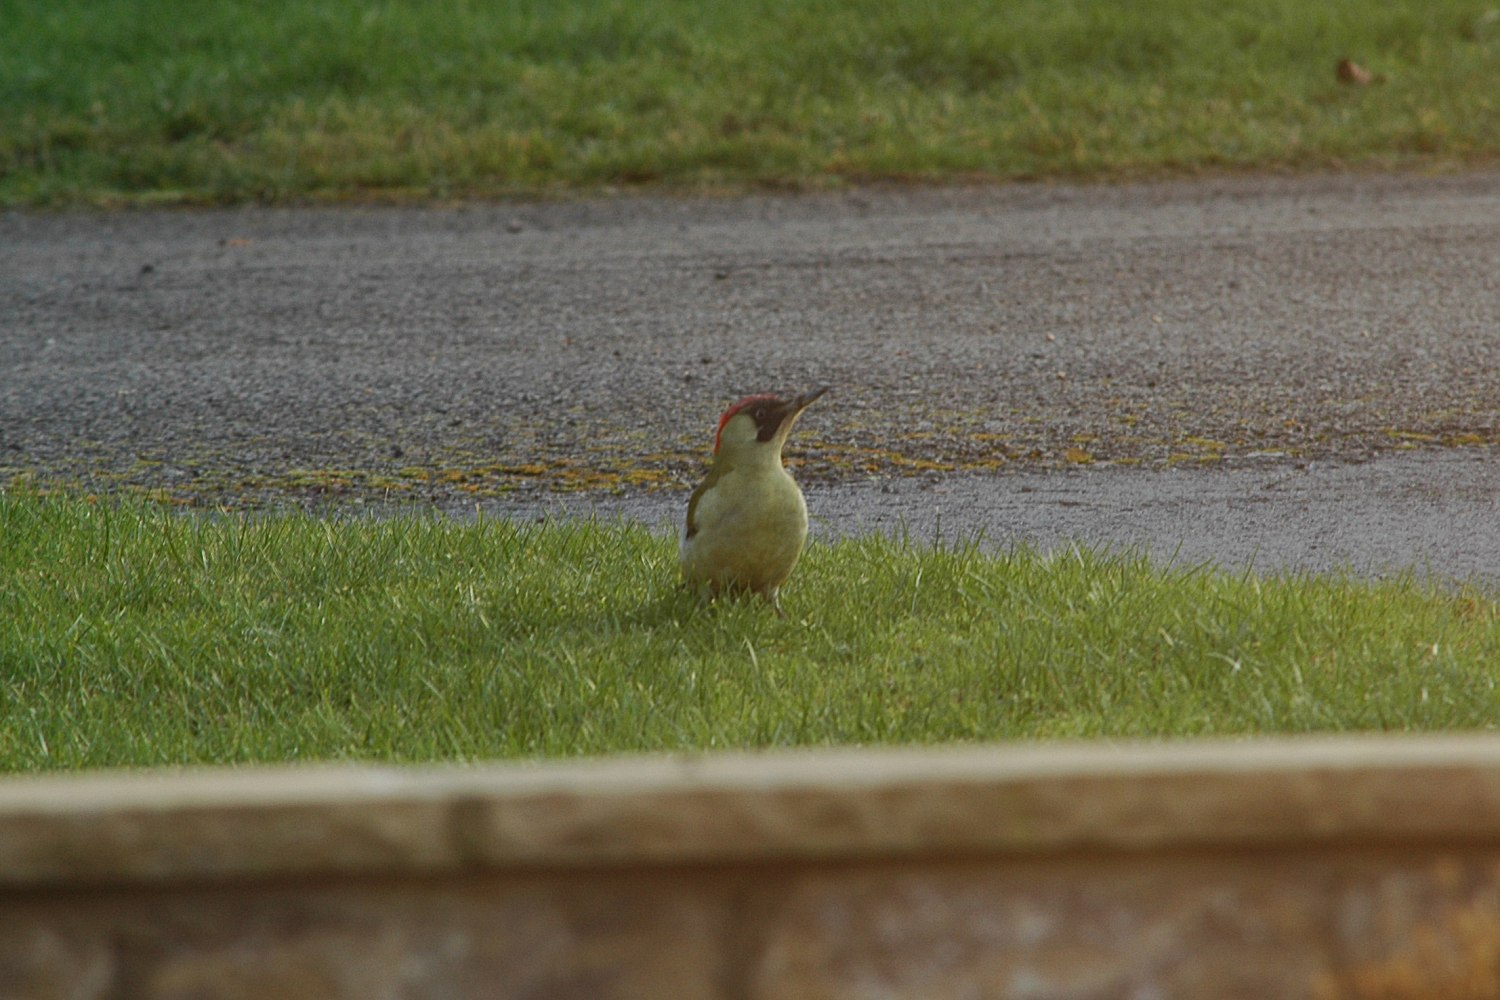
xmin=513 ymin=448 xmax=1500 ymax=580
xmin=3 ymin=171 xmax=1499 ymax=577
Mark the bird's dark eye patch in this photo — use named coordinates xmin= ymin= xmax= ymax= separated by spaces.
xmin=751 ymin=399 xmax=788 ymax=441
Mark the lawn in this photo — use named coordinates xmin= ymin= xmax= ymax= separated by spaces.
xmin=6 ymin=2 xmax=1500 ymax=773
xmin=3 ymin=494 xmax=1497 ymax=772
xmin=3 ymin=0 xmax=1499 ymax=205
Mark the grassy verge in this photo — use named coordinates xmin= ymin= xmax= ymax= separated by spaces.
xmin=3 ymin=0 xmax=1499 ymax=206
xmin=3 ymin=493 xmax=1498 ymax=772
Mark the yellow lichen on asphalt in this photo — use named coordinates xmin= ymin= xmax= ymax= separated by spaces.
xmin=2 ymin=413 xmax=1497 ymax=506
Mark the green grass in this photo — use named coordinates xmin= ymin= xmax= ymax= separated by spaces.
xmin=3 ymin=0 xmax=1499 ymax=205
xmin=3 ymin=493 xmax=1499 ymax=772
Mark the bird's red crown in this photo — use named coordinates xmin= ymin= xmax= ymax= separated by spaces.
xmin=714 ymin=394 xmax=778 ymax=454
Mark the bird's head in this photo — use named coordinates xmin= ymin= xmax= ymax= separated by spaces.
xmin=713 ymin=386 xmax=829 ymax=459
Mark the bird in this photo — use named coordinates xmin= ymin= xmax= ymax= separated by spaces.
xmin=680 ymin=386 xmax=829 ymax=615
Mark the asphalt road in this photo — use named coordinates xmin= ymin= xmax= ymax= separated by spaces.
xmin=3 ymin=171 xmax=1499 ymax=577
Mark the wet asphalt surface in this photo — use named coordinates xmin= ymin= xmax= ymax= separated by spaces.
xmin=3 ymin=170 xmax=1499 ymax=578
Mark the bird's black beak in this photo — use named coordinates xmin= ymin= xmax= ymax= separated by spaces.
xmin=792 ymin=386 xmax=830 ymax=412
xmin=765 ymin=385 xmax=829 ymax=440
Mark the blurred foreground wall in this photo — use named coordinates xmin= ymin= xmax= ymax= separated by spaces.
xmin=4 ymin=737 xmax=1500 ymax=998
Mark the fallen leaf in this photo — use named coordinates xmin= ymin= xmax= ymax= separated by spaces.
xmin=1337 ymin=58 xmax=1374 ymax=85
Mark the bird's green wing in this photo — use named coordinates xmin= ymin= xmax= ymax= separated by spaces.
xmin=683 ymin=461 xmax=724 ymax=540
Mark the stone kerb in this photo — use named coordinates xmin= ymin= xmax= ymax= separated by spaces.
xmin=5 ymin=735 xmax=1500 ymax=998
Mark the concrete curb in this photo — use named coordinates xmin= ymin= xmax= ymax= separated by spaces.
xmin=7 ymin=735 xmax=1500 ymax=998
xmin=5 ymin=734 xmax=1500 ymax=885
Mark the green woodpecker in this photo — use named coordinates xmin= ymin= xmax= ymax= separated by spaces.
xmin=680 ymin=387 xmax=829 ymax=614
